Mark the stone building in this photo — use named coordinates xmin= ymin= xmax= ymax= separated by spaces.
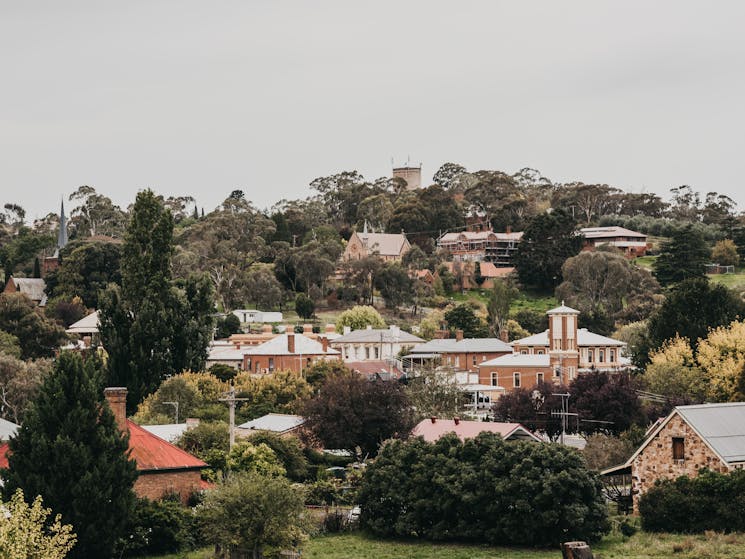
xmin=342 ymin=229 xmax=411 ymax=262
xmin=603 ymin=402 xmax=745 ymax=511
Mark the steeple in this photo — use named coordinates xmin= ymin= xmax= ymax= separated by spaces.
xmin=57 ymin=199 xmax=68 ymax=249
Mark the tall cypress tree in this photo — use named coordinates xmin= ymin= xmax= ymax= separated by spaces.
xmin=99 ymin=190 xmax=215 ymax=411
xmin=653 ymin=224 xmax=710 ymax=287
xmin=1 ymin=352 xmax=138 ymax=559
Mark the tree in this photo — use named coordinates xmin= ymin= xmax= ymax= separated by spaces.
xmin=653 ymin=225 xmax=710 ymax=286
xmin=0 ymin=330 xmax=21 ymax=358
xmin=215 ymin=313 xmax=242 ymax=339
xmin=486 ymin=279 xmax=518 ymax=338
xmin=99 ymin=190 xmax=215 ymax=411
xmin=242 ymin=430 xmax=309 ymax=482
xmin=711 ymin=239 xmax=740 ymax=267
xmin=199 ymin=472 xmax=307 ymax=559
xmin=0 ymin=293 xmax=67 ymax=359
xmin=492 ymin=382 xmax=567 ymax=440
xmin=513 ymin=209 xmax=583 ymax=292
xmin=569 ymin=371 xmax=645 ymax=435
xmin=301 ymin=372 xmax=414 ymax=456
xmin=582 ymin=432 xmax=638 ymax=471
xmin=2 ymin=352 xmax=138 ymax=559
xmin=556 ymin=250 xmax=661 ymax=335
xmin=68 ymin=185 xmax=127 ymax=238
xmin=241 ymin=263 xmax=284 ymax=310
xmin=0 ymin=354 xmax=52 ymax=424
xmin=335 ymin=305 xmax=385 ymax=333
xmin=647 ymin=278 xmax=745 ymax=353
xmin=643 ymin=336 xmax=706 ymax=402
xmin=227 ymin=442 xmax=286 ymax=477
xmin=698 ymin=320 xmax=745 ymax=401
xmin=374 ymin=263 xmax=413 ymax=310
xmin=133 ymin=372 xmax=228 ymax=425
xmin=432 ymin=162 xmax=467 ymax=190
xmin=51 ymin=240 xmax=122 ymax=308
xmin=358 ymin=433 xmax=609 ymax=546
xmin=294 ymin=293 xmax=315 ymax=319
xmin=444 ymin=303 xmax=486 ymax=338
xmin=0 ymin=489 xmax=76 ymax=559
xmin=404 ymin=366 xmax=469 ymax=419
xmin=0 ymin=228 xmax=54 ymax=281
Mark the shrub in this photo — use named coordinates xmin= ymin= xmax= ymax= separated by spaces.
xmin=358 ymin=433 xmax=609 ymax=546
xmin=639 ymin=469 xmax=745 ymax=533
xmin=123 ymin=498 xmax=198 ymax=556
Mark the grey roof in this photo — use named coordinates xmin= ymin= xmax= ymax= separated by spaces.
xmin=331 ymin=328 xmax=424 ymax=345
xmin=677 ymin=403 xmax=745 ymax=463
xmin=480 ymin=353 xmax=551 ymax=367
xmin=356 ymin=232 xmax=408 ymax=256
xmin=238 ymin=413 xmax=305 ymax=433
xmin=141 ymin=423 xmax=190 ymax=443
xmin=0 ymin=417 xmax=19 ymax=441
xmin=512 ymin=329 xmax=626 ymax=347
xmin=410 ymin=337 xmax=511 ymax=354
xmin=10 ymin=277 xmax=46 ymax=302
xmin=580 ymin=226 xmax=646 ymax=240
xmin=243 ymin=334 xmax=339 ymax=356
xmin=546 ymin=303 xmax=580 ymax=315
xmin=66 ymin=310 xmax=100 ymax=334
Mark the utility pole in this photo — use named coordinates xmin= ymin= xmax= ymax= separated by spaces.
xmin=219 ymin=387 xmax=249 ymax=450
xmin=551 ymin=392 xmax=577 ymax=446
xmin=163 ymin=401 xmax=179 ymax=424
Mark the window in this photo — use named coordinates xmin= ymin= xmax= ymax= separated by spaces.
xmin=365 ymin=347 xmax=370 ymax=359
xmin=537 ymin=350 xmax=544 ymax=355
xmin=599 ymin=350 xmax=605 ymax=363
xmin=672 ymin=437 xmax=685 ymax=461
xmin=610 ymin=349 xmax=616 ymax=362
xmin=588 ymin=350 xmax=594 ymax=363
xmin=473 ymin=355 xmax=477 ymax=366
xmin=374 ymin=347 xmax=379 ymax=359
xmin=520 ymin=350 xmax=528 ymax=355
xmin=536 ymin=372 xmax=544 ymax=384
xmin=513 ymin=372 xmax=521 ymax=388
xmin=491 ymin=372 xmax=499 ymax=386
xmin=268 ymin=358 xmax=274 ymax=372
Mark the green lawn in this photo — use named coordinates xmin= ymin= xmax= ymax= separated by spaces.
xmin=708 ymin=268 xmax=745 ymax=289
xmin=633 ymin=255 xmax=657 ymax=270
xmin=144 ymin=531 xmax=745 ymax=559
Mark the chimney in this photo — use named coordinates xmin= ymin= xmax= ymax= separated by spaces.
xmin=262 ymin=324 xmax=273 ymax=334
xmin=104 ymin=387 xmax=128 ymax=433
xmin=454 ymin=417 xmax=460 ymax=425
xmin=325 ymin=324 xmax=335 ymax=333
xmin=303 ymin=324 xmax=313 ymax=334
xmin=321 ymin=336 xmax=329 ymax=352
xmin=430 ymin=417 xmax=436 ymax=424
xmin=456 ymin=329 xmax=464 ymax=341
xmin=506 ymin=225 xmax=512 ymax=235
xmin=366 ymin=325 xmax=373 ymax=330
xmin=186 ymin=418 xmax=200 ymax=429
xmin=343 ymin=326 xmax=351 ymax=335
xmin=287 ymin=333 xmax=296 ymax=354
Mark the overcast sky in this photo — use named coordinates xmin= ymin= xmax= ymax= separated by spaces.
xmin=2 ymin=1 xmax=744 ymax=221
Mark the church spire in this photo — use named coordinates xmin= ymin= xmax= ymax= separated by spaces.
xmin=57 ymin=198 xmax=68 ymax=249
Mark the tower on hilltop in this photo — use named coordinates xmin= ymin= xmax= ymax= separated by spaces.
xmin=392 ymin=161 xmax=422 ymax=190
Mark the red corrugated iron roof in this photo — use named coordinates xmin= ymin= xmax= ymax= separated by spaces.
xmin=0 ymin=424 xmax=206 ymax=474
xmin=412 ymin=418 xmax=541 ymax=443
xmin=126 ymin=420 xmax=206 ymax=472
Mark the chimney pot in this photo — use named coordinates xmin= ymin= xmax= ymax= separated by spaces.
xmin=430 ymin=417 xmax=436 ymax=424
xmin=456 ymin=329 xmax=464 ymax=341
xmin=454 ymin=417 xmax=460 ymax=425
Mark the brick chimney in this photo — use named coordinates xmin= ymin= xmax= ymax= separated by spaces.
xmin=454 ymin=417 xmax=460 ymax=425
xmin=325 ymin=324 xmax=335 ymax=333
xmin=104 ymin=387 xmax=128 ymax=433
xmin=287 ymin=333 xmax=296 ymax=354
xmin=505 ymin=225 xmax=512 ymax=235
xmin=303 ymin=324 xmax=313 ymax=334
xmin=321 ymin=336 xmax=329 ymax=352
xmin=430 ymin=417 xmax=436 ymax=424
xmin=456 ymin=329 xmax=464 ymax=341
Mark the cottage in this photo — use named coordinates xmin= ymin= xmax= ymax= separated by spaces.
xmin=241 ymin=333 xmax=340 ymax=374
xmin=330 ymin=325 xmax=423 ymax=362
xmin=404 ymin=334 xmax=512 ymax=373
xmin=579 ymin=226 xmax=648 ymax=257
xmin=412 ymin=417 xmax=541 ymax=443
xmin=3 ymin=276 xmax=47 ymax=306
xmin=603 ymin=402 xmax=745 ymax=511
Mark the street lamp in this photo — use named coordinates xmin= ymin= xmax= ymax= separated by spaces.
xmin=163 ymin=401 xmax=179 ymax=424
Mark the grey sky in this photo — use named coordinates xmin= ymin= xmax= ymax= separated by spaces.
xmin=2 ymin=1 xmax=744 ymax=221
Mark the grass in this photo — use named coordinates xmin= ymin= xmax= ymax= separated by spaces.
xmin=708 ymin=268 xmax=745 ymax=289
xmin=143 ymin=531 xmax=745 ymax=559
xmin=634 ymin=255 xmax=657 ymax=270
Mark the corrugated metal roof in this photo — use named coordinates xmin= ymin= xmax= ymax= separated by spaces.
xmin=677 ymin=403 xmax=745 ymax=463
xmin=243 ymin=334 xmax=339 ymax=356
xmin=0 ymin=418 xmax=19 ymax=441
xmin=580 ymin=226 xmax=646 ymax=239
xmin=512 ymin=329 xmax=626 ymax=347
xmin=410 ymin=338 xmax=511 ymax=354
xmin=127 ymin=420 xmax=207 ymax=471
xmin=331 ymin=328 xmax=424 ymax=344
xmin=412 ymin=418 xmax=540 ymax=442
xmin=480 ymin=353 xmax=551 ymax=367
xmin=141 ymin=423 xmax=190 ymax=443
xmin=237 ymin=413 xmax=305 ymax=433
xmin=9 ymin=277 xmax=46 ymax=302
xmin=65 ymin=310 xmax=100 ymax=334
xmin=356 ymin=232 xmax=408 ymax=256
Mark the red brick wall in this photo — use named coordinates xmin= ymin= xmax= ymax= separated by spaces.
xmin=134 ymin=470 xmax=203 ymax=503
xmin=242 ymin=354 xmax=340 ymax=373
xmin=478 ymin=365 xmax=554 ymax=390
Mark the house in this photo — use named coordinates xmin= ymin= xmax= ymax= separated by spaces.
xmin=0 ymin=418 xmax=19 ymax=441
xmin=65 ymin=310 xmax=100 ymax=346
xmin=231 ymin=309 xmax=283 ymax=324
xmin=436 ymin=261 xmax=515 ymax=291
xmin=411 ymin=417 xmax=541 ymax=443
xmin=3 ymin=276 xmax=47 ymax=306
xmin=0 ymin=389 xmax=208 ymax=503
xmin=330 ymin=325 xmax=424 ymax=362
xmin=236 ymin=413 xmax=305 ymax=438
xmin=141 ymin=418 xmax=201 ymax=443
xmin=579 ymin=226 xmax=648 ymax=257
xmin=404 ymin=333 xmax=513 ymax=373
xmin=241 ymin=333 xmax=340 ymax=374
xmin=342 ymin=230 xmax=411 ymax=262
xmin=437 ymin=228 xmax=523 ymax=265
xmin=603 ymin=402 xmax=745 ymax=511
xmin=478 ymin=303 xmax=629 ymax=391
xmin=346 ymin=360 xmax=405 ymax=380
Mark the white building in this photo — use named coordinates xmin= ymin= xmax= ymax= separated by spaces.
xmin=330 ymin=325 xmax=424 ymax=362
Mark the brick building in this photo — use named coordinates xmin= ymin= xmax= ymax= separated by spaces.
xmin=478 ymin=303 xmax=629 ymax=391
xmin=436 ymin=228 xmax=523 ymax=266
xmin=404 ymin=333 xmax=512 ymax=373
xmin=603 ymin=403 xmax=745 ymax=511
xmin=241 ymin=333 xmax=340 ymax=374
xmin=579 ymin=226 xmax=648 ymax=257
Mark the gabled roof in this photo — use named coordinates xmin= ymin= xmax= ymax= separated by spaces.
xmin=7 ymin=277 xmax=46 ymax=302
xmin=331 ymin=328 xmax=423 ymax=345
xmin=480 ymin=353 xmax=551 ymax=368
xmin=141 ymin=423 xmax=190 ymax=443
xmin=127 ymin=420 xmax=207 ymax=471
xmin=243 ymin=334 xmax=339 ymax=356
xmin=355 ymin=232 xmax=408 ymax=256
xmin=412 ymin=418 xmax=541 ymax=443
xmin=478 ymin=263 xmax=515 ymax=278
xmin=66 ymin=310 xmax=100 ymax=334
xmin=511 ymin=329 xmax=626 ymax=347
xmin=237 ymin=413 xmax=305 ymax=433
xmin=618 ymin=403 xmax=745 ymax=472
xmin=547 ymin=303 xmax=580 ymax=315
xmin=0 ymin=418 xmax=19 ymax=441
xmin=580 ymin=226 xmax=646 ymax=239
